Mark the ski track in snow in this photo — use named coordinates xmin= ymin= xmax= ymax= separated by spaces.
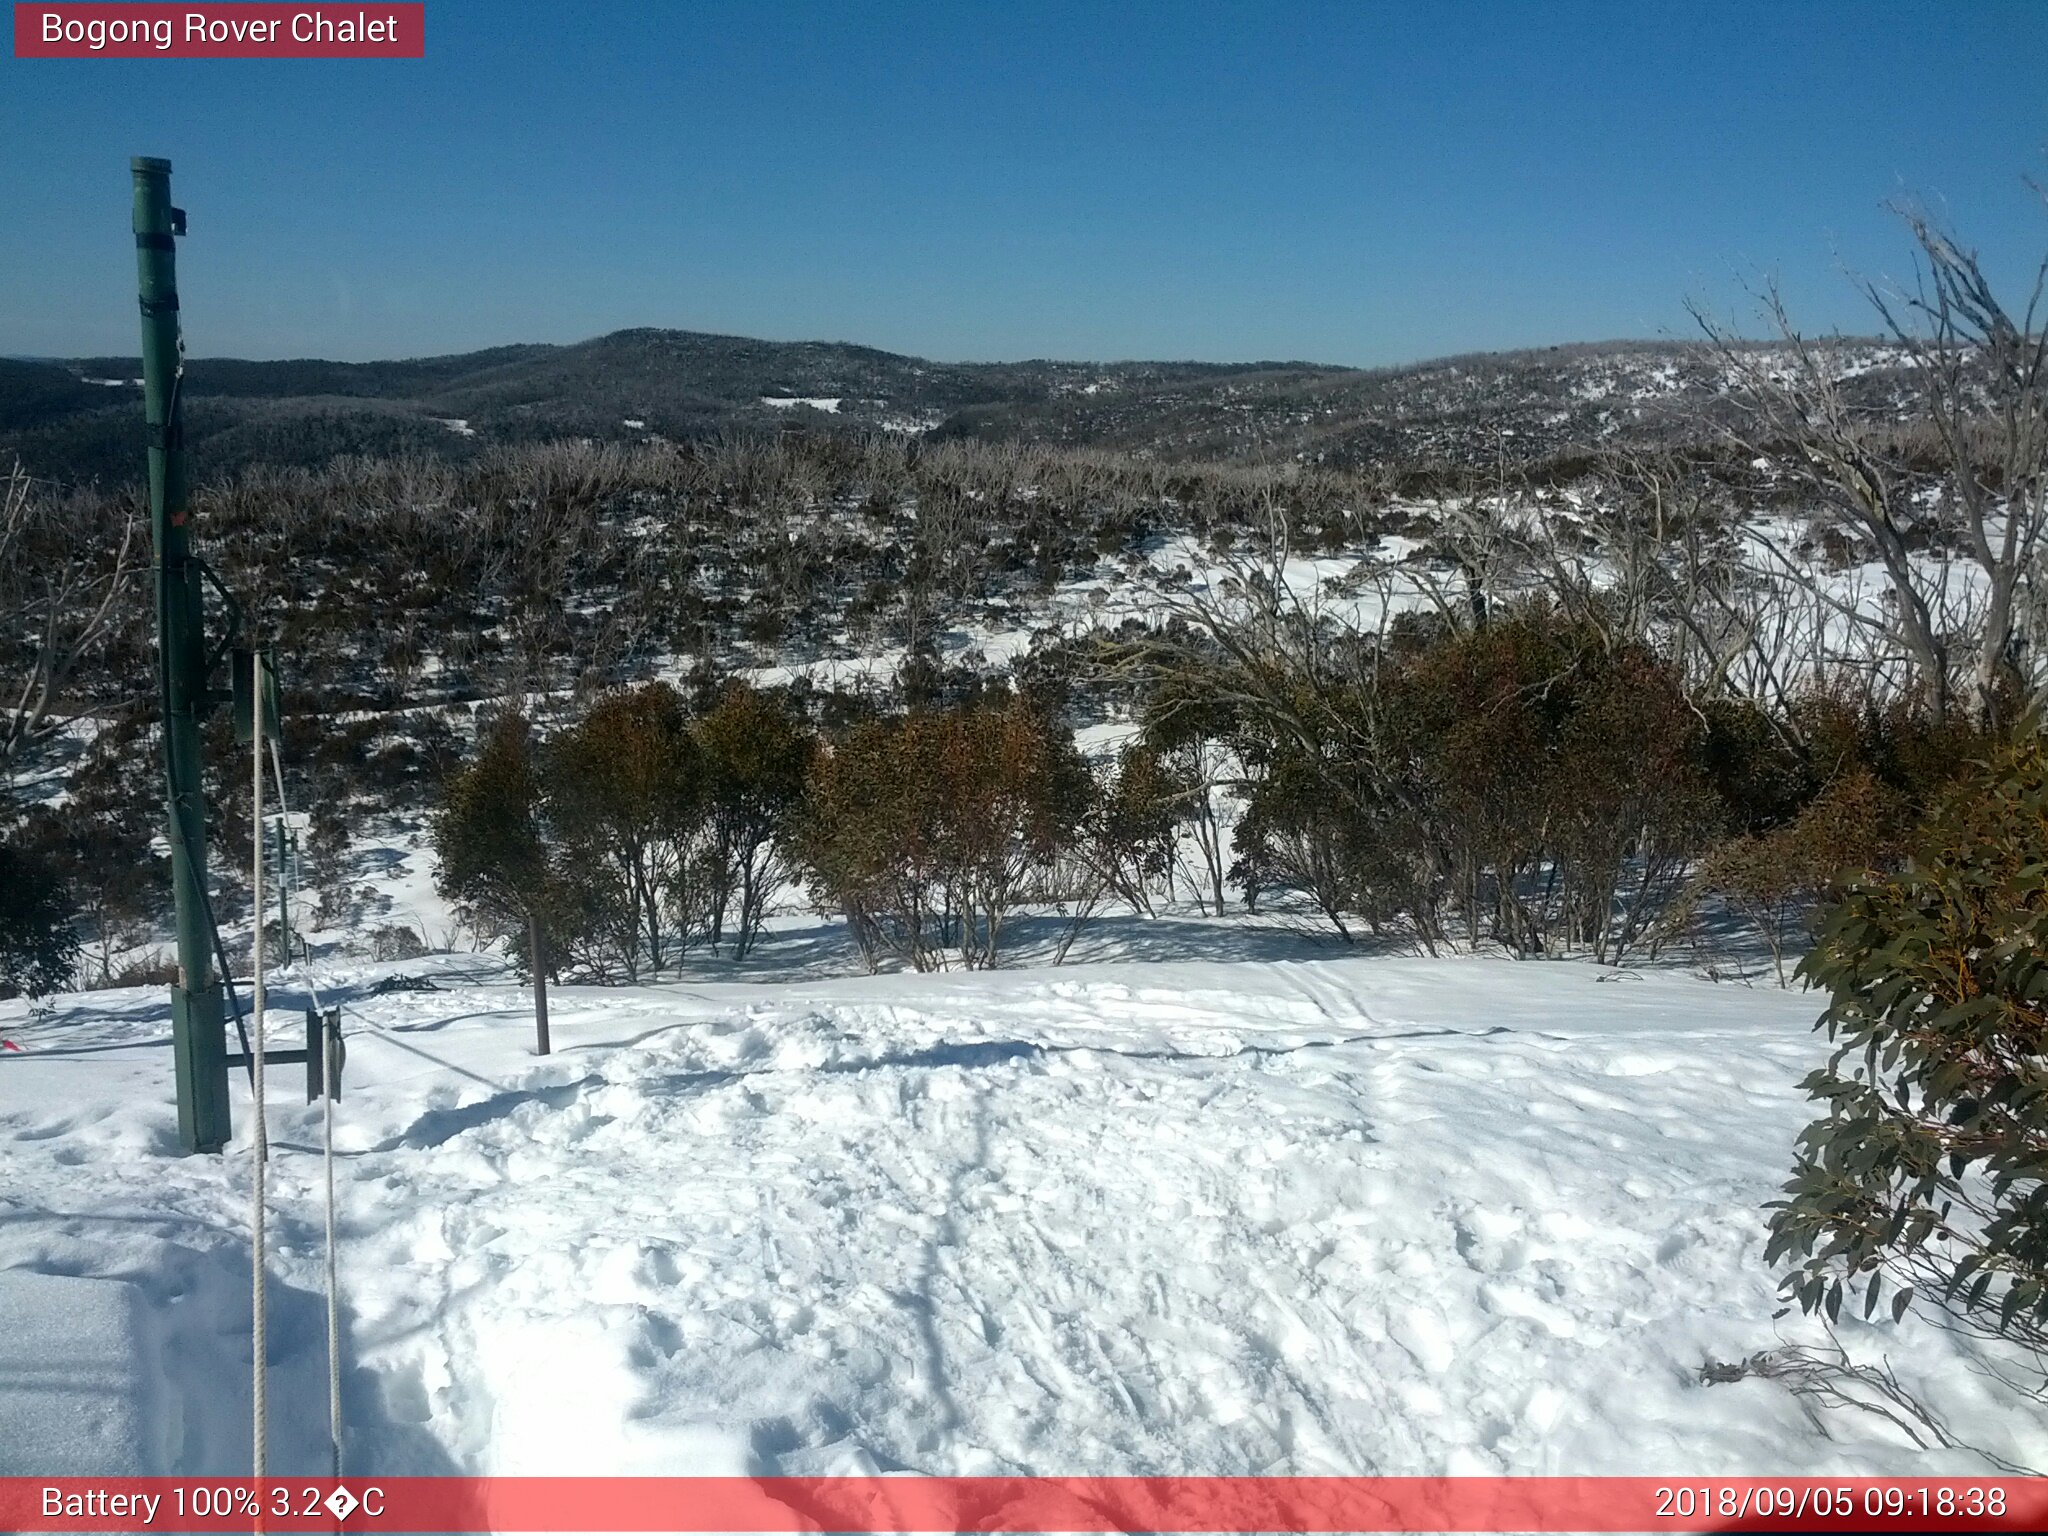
xmin=2 ymin=952 xmax=2041 ymax=1477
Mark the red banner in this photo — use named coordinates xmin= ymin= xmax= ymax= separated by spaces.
xmin=2 ymin=1476 xmax=2044 ymax=1532
xmin=13 ymin=4 xmax=423 ymax=58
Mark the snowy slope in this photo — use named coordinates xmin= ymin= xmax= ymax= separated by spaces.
xmin=2 ymin=948 xmax=2041 ymax=1478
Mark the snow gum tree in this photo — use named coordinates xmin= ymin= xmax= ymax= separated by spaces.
xmin=1073 ymin=742 xmax=1188 ymax=919
xmin=693 ymin=683 xmax=815 ymax=960
xmin=432 ymin=711 xmax=566 ymax=1053
xmin=1216 ymin=609 xmax=1718 ymax=957
xmin=543 ymin=682 xmax=704 ymax=978
xmin=1140 ymin=687 xmax=1239 ymax=915
xmin=0 ymin=462 xmax=140 ymax=776
xmin=1701 ymin=199 xmax=2048 ymax=729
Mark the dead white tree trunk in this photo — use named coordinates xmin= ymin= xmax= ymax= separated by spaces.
xmin=0 ymin=463 xmax=140 ymax=777
xmin=1694 ymin=195 xmax=2048 ymax=727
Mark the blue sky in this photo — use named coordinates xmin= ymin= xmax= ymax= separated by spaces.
xmin=3 ymin=0 xmax=2045 ymax=365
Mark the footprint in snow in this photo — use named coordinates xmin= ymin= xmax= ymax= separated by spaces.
xmin=1389 ymin=1306 xmax=1457 ymax=1374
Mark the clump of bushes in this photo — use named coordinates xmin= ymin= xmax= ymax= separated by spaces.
xmin=434 ymin=683 xmax=1128 ymax=979
xmin=799 ymin=698 xmax=1088 ymax=971
xmin=435 ymin=681 xmax=821 ymax=988
xmin=369 ymin=923 xmax=429 ymax=962
xmin=1222 ymin=611 xmax=1722 ymax=960
xmin=1161 ymin=604 xmax=2003 ymax=970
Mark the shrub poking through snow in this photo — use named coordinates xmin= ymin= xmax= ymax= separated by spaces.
xmin=1766 ymin=734 xmax=2048 ymax=1383
xmin=369 ymin=923 xmax=429 ymax=962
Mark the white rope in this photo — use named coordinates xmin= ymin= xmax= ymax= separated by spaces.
xmin=250 ymin=653 xmax=269 ymax=1479
xmin=265 ymin=733 xmax=344 ymax=1481
xmin=322 ymin=1048 xmax=340 ymax=1481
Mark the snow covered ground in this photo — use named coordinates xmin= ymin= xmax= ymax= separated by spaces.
xmin=3 ymin=939 xmax=2042 ymax=1479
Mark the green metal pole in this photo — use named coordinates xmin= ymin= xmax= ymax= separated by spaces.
xmin=134 ymin=156 xmax=230 ymax=1155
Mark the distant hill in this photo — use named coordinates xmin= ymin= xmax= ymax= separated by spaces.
xmin=0 ymin=327 xmax=1906 ymax=485
xmin=0 ymin=358 xmax=137 ymax=432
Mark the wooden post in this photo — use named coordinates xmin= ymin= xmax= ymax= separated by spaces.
xmin=528 ymin=912 xmax=551 ymax=1056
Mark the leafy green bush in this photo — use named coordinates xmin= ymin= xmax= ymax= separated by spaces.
xmin=1766 ymin=735 xmax=2048 ymax=1374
